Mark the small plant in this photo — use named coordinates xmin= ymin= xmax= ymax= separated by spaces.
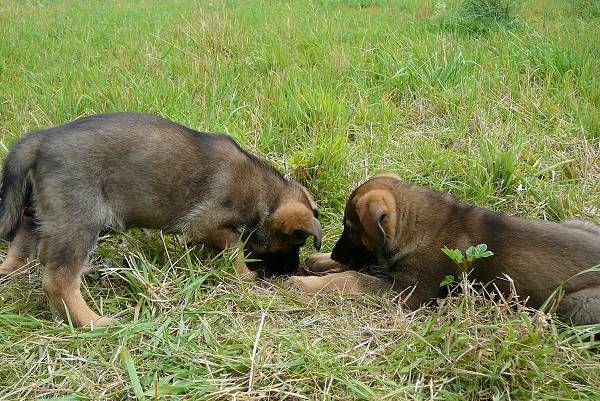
xmin=461 ymin=0 xmax=515 ymax=25
xmin=440 ymin=243 xmax=494 ymax=286
xmin=571 ymin=0 xmax=600 ymax=18
xmin=433 ymin=0 xmax=522 ymax=34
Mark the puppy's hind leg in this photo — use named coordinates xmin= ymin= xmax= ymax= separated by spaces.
xmin=558 ymin=286 xmax=600 ymax=325
xmin=40 ymin=228 xmax=113 ymax=328
xmin=0 ymin=217 xmax=38 ymax=276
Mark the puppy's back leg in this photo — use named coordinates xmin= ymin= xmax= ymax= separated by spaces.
xmin=0 ymin=217 xmax=38 ymax=276
xmin=40 ymin=227 xmax=114 ymax=327
xmin=31 ymin=167 xmax=119 ymax=326
xmin=558 ymin=286 xmax=600 ymax=325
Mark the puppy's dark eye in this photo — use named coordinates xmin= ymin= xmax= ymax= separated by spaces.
xmin=312 ymin=209 xmax=319 ymax=219
xmin=344 ymin=223 xmax=353 ymax=235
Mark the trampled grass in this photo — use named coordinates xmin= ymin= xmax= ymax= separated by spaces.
xmin=1 ymin=0 xmax=599 ymax=399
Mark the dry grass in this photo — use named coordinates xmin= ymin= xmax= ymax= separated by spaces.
xmin=1 ymin=0 xmax=599 ymax=399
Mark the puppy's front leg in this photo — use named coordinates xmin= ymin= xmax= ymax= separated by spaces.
xmin=204 ymin=228 xmax=257 ymax=280
xmin=285 ymin=271 xmax=392 ymax=295
xmin=304 ymin=253 xmax=349 ymax=274
xmin=232 ymin=251 xmax=258 ymax=280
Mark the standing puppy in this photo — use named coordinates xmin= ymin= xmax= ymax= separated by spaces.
xmin=0 ymin=112 xmax=321 ymax=327
xmin=286 ymin=174 xmax=600 ymax=325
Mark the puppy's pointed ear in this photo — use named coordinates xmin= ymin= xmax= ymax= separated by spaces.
xmin=270 ymin=202 xmax=323 ymax=251
xmin=356 ymin=189 xmax=396 ymax=247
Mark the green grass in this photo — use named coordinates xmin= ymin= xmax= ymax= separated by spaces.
xmin=1 ymin=0 xmax=599 ymax=399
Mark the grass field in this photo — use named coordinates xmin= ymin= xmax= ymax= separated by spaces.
xmin=1 ymin=0 xmax=599 ymax=399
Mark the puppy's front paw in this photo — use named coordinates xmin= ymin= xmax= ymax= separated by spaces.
xmin=239 ymin=269 xmax=258 ymax=281
xmin=284 ymin=276 xmax=320 ymax=293
xmin=90 ymin=316 xmax=118 ymax=328
xmin=284 ymin=276 xmax=307 ymax=291
xmin=234 ymin=261 xmax=258 ymax=282
xmin=304 ymin=253 xmax=346 ymax=274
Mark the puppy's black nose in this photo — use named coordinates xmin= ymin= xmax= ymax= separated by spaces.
xmin=256 ymin=249 xmax=301 ymax=276
xmin=331 ymin=237 xmax=350 ymax=264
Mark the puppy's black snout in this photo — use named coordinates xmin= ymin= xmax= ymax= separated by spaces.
xmin=331 ymin=233 xmax=351 ymax=265
xmin=330 ymin=244 xmax=341 ymax=262
xmin=256 ymin=249 xmax=301 ymax=276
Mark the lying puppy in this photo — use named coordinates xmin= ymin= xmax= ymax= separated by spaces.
xmin=0 ymin=112 xmax=322 ymax=327
xmin=286 ymin=174 xmax=600 ymax=325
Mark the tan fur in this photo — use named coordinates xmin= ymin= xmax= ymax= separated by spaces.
xmin=234 ymin=252 xmax=258 ymax=280
xmin=287 ymin=175 xmax=600 ymax=324
xmin=269 ymin=201 xmax=321 ymax=251
xmin=0 ymin=224 xmax=36 ymax=276
xmin=355 ymin=189 xmax=397 ymax=247
xmin=285 ymin=271 xmax=392 ymax=295
xmin=303 ymin=252 xmax=348 ymax=274
xmin=41 ymin=257 xmax=115 ymax=327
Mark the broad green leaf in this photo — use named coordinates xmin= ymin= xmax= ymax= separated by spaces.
xmin=441 ymin=246 xmax=464 ymax=264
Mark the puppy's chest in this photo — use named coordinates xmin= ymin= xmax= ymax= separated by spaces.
xmin=384 ymin=241 xmax=426 ymax=269
xmin=383 ymin=251 xmax=422 ymax=277
xmin=386 ymin=246 xmax=458 ymax=279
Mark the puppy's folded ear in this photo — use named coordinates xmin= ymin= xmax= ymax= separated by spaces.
xmin=293 ymin=218 xmax=322 ymax=251
xmin=356 ymin=189 xmax=396 ymax=247
xmin=270 ymin=202 xmax=323 ymax=250
xmin=367 ymin=201 xmax=387 ymax=246
xmin=299 ymin=185 xmax=319 ymax=215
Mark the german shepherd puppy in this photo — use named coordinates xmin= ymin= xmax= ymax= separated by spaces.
xmin=0 ymin=112 xmax=322 ymax=327
xmin=285 ymin=174 xmax=600 ymax=325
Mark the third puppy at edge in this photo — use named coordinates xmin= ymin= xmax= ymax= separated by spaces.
xmin=286 ymin=174 xmax=600 ymax=325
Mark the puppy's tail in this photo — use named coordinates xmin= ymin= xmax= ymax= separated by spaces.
xmin=0 ymin=135 xmax=40 ymax=240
